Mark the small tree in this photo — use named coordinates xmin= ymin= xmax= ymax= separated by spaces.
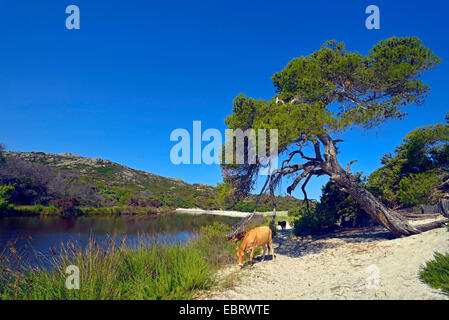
xmin=0 ymin=185 xmax=14 ymax=212
xmin=222 ymin=37 xmax=447 ymax=237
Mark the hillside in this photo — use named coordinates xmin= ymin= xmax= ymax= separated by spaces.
xmin=2 ymin=151 xmax=305 ymax=211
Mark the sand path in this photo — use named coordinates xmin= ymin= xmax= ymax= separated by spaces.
xmin=207 ymin=225 xmax=449 ymax=300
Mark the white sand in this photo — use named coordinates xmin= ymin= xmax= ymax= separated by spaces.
xmin=206 ymin=225 xmax=449 ymax=300
xmin=176 ymin=208 xmax=288 ymax=217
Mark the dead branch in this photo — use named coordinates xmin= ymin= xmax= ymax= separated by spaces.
xmin=346 ymin=160 xmax=358 ymax=174
xmin=413 ymin=218 xmax=449 ymax=233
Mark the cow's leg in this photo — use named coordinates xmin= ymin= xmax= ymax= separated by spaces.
xmin=262 ymin=245 xmax=267 ymax=261
xmin=270 ymin=239 xmax=275 ymax=260
xmin=249 ymin=247 xmax=256 ymax=264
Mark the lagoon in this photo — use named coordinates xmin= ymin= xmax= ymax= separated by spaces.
xmin=0 ymin=213 xmax=241 ymax=266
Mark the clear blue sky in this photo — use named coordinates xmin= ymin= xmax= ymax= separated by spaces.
xmin=1 ymin=0 xmax=448 ymax=200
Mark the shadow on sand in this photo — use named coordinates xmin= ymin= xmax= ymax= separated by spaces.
xmin=272 ymin=226 xmax=394 ymax=259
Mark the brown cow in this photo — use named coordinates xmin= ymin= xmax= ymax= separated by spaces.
xmin=235 ymin=226 xmax=275 ymax=266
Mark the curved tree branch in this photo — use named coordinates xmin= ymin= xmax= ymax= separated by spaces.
xmin=301 ymin=172 xmax=313 ymax=210
xmin=287 ymin=169 xmax=314 ymax=195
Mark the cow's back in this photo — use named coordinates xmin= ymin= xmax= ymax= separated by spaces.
xmin=242 ymin=226 xmax=271 ymax=249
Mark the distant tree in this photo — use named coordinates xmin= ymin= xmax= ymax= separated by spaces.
xmin=222 ymin=37 xmax=447 ymax=237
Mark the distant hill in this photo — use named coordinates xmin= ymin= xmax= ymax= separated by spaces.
xmin=3 ymin=151 xmax=306 ymax=211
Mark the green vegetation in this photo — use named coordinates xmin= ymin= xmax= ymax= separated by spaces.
xmin=367 ymin=118 xmax=449 ymax=208
xmin=0 ymin=151 xmax=305 ymax=216
xmin=0 ymin=222 xmax=235 ymax=300
xmin=293 ymin=174 xmax=372 ymax=235
xmin=397 ymin=171 xmax=442 ymax=207
xmin=420 ymin=252 xmax=449 ymax=294
xmin=0 ymin=185 xmax=14 ymax=212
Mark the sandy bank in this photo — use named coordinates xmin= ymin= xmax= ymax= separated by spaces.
xmin=206 ymin=225 xmax=449 ymax=300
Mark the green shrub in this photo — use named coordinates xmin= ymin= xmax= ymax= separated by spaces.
xmin=42 ymin=205 xmax=60 ymax=215
xmin=0 ymin=185 xmax=15 ymax=212
xmin=293 ymin=206 xmax=337 ymax=236
xmin=420 ymin=252 xmax=449 ymax=294
xmin=293 ymin=212 xmax=321 ymax=235
xmin=398 ymin=171 xmax=441 ymax=207
xmin=197 ymin=222 xmax=236 ymax=267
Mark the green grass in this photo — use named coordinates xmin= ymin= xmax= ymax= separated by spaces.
xmin=419 ymin=252 xmax=449 ymax=294
xmin=0 ymin=223 xmax=235 ymax=300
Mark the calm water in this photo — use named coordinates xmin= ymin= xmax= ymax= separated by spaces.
xmin=0 ymin=213 xmax=240 ymax=266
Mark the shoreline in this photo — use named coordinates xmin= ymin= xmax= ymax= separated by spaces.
xmin=175 ymin=208 xmax=288 ymax=218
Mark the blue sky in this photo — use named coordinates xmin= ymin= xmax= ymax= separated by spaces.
xmin=1 ymin=0 xmax=448 ymax=200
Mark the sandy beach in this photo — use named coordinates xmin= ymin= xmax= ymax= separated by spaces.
xmin=206 ymin=224 xmax=449 ymax=300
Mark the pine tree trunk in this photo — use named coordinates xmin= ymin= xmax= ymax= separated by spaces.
xmin=332 ymin=170 xmax=419 ymax=237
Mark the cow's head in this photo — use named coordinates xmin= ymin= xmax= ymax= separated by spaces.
xmin=235 ymin=247 xmax=245 ymax=266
